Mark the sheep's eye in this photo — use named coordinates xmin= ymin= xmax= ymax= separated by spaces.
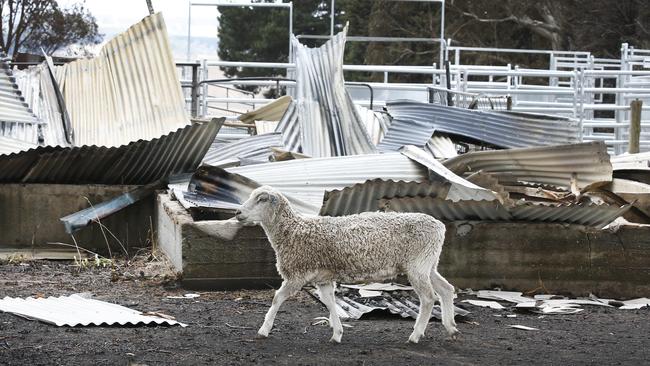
xmin=257 ymin=193 xmax=269 ymax=202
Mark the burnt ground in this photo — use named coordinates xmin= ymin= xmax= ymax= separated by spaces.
xmin=1 ymin=259 xmax=649 ymax=366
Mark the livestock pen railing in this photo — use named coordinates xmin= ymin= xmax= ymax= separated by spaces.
xmin=176 ymin=44 xmax=650 ymax=153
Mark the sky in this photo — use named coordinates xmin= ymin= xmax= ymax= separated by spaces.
xmin=58 ymin=0 xmax=220 ymax=59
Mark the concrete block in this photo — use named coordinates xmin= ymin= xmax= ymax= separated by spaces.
xmin=0 ymin=184 xmax=155 ymax=255
xmin=156 ymin=193 xmax=650 ymax=298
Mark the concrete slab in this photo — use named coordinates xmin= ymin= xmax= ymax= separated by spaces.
xmin=156 ymin=192 xmax=650 ymax=298
xmin=0 ymin=184 xmax=155 ymax=255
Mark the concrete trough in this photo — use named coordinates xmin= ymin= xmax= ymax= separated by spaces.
xmin=0 ymin=184 xmax=155 ymax=255
xmin=156 ymin=192 xmax=650 ymax=298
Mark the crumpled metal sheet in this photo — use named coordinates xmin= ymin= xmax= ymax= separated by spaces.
xmin=386 ymin=100 xmax=580 ymax=148
xmin=0 ymin=120 xmax=221 ymax=184
xmin=14 ymin=62 xmax=71 ymax=147
xmin=290 ymin=27 xmax=376 ymax=157
xmin=356 ymin=104 xmax=391 ymax=146
xmin=56 ymin=13 xmax=189 ymax=147
xmin=308 ymin=286 xmax=470 ymax=321
xmin=376 ymin=116 xmax=436 ymax=152
xmin=0 ymin=294 xmax=186 ymax=327
xmin=610 ymin=152 xmax=650 ymax=170
xmin=274 ymin=100 xmax=301 ymax=153
xmin=379 ymin=196 xmax=629 ymax=228
xmin=400 ymin=145 xmax=496 ymax=201
xmin=0 ymin=136 xmax=37 ymax=155
xmin=380 ymin=196 xmax=512 ymax=221
xmin=186 ymin=153 xmax=428 ymax=214
xmin=320 ymin=179 xmax=451 ymax=216
xmin=202 ymin=132 xmax=284 ymax=167
xmin=0 ymin=54 xmax=42 ymax=145
xmin=425 ymin=134 xmax=458 ymax=159
xmin=238 ymin=95 xmax=292 ymax=124
xmin=443 ymin=142 xmax=613 ymax=189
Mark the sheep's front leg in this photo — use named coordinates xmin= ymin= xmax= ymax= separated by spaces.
xmin=258 ymin=280 xmax=302 ymax=338
xmin=316 ymin=282 xmax=343 ymax=343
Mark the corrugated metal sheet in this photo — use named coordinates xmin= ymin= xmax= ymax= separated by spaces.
xmin=0 ymin=294 xmax=186 ymax=327
xmin=610 ymin=152 xmax=650 ymax=170
xmin=290 ymin=27 xmax=376 ymax=157
xmin=14 ymin=62 xmax=71 ymax=146
xmin=509 ymin=201 xmax=631 ymax=228
xmin=425 ymin=134 xmax=457 ymax=159
xmin=379 ymin=196 xmax=629 ymax=228
xmin=0 ymin=136 xmax=37 ymax=155
xmin=386 ymin=100 xmax=579 ymax=148
xmin=400 ymin=145 xmax=496 ymax=201
xmin=308 ymin=287 xmax=470 ymax=321
xmin=0 ymin=120 xmax=220 ymax=184
xmin=320 ymin=179 xmax=451 ymax=216
xmin=238 ymin=95 xmax=292 ymax=124
xmin=274 ymin=100 xmax=301 ymax=152
xmin=356 ymin=104 xmax=391 ymax=145
xmin=202 ymin=132 xmax=284 ymax=167
xmin=0 ymin=54 xmax=42 ymax=145
xmin=57 ymin=13 xmax=189 ymax=147
xmin=186 ymin=153 xmax=429 ymax=214
xmin=376 ymin=116 xmax=436 ymax=152
xmin=443 ymin=142 xmax=613 ymax=189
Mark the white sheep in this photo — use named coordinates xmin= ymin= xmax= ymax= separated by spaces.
xmin=235 ymin=185 xmax=458 ymax=343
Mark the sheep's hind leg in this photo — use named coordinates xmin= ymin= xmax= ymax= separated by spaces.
xmin=316 ymin=282 xmax=343 ymax=343
xmin=430 ymin=270 xmax=459 ymax=339
xmin=258 ymin=280 xmax=303 ymax=338
xmin=407 ymin=270 xmax=436 ymax=344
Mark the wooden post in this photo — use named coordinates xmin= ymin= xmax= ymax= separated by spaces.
xmin=146 ymin=0 xmax=155 ymax=15
xmin=629 ymin=99 xmax=642 ymax=154
xmin=506 ymin=96 xmax=513 ymax=111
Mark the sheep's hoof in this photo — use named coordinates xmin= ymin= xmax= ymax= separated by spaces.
xmin=329 ymin=335 xmax=342 ymax=343
xmin=257 ymin=328 xmax=270 ymax=338
xmin=407 ymin=333 xmax=422 ymax=344
xmin=447 ymin=328 xmax=460 ymax=341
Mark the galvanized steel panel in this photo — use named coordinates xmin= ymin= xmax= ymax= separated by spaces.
xmin=386 ymin=100 xmax=580 ymax=148
xmin=425 ymin=134 xmax=458 ymax=159
xmin=0 ymin=136 xmax=37 ymax=155
xmin=380 ymin=196 xmax=512 ymax=221
xmin=376 ymin=117 xmax=436 ymax=152
xmin=320 ymin=179 xmax=450 ymax=216
xmin=0 ymin=120 xmax=220 ymax=184
xmin=202 ymin=132 xmax=284 ymax=167
xmin=291 ymin=27 xmax=376 ymax=157
xmin=0 ymin=294 xmax=186 ymax=327
xmin=58 ymin=13 xmax=189 ymax=147
xmin=443 ymin=142 xmax=613 ymax=189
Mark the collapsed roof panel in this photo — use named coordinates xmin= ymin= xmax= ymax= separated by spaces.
xmin=0 ymin=136 xmax=37 ymax=156
xmin=0 ymin=54 xmax=42 ymax=145
xmin=443 ymin=142 xmax=613 ymax=189
xmin=386 ymin=100 xmax=580 ymax=148
xmin=290 ymin=27 xmax=376 ymax=157
xmin=202 ymin=131 xmax=284 ymax=167
xmin=14 ymin=61 xmax=71 ymax=147
xmin=376 ymin=116 xmax=436 ymax=152
xmin=0 ymin=120 xmax=221 ymax=185
xmin=57 ymin=13 xmax=189 ymax=147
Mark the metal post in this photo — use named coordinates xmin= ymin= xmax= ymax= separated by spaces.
xmin=445 ymin=60 xmax=452 ymax=106
xmin=506 ymin=96 xmax=512 ymax=111
xmin=629 ymin=99 xmax=642 ymax=154
xmin=330 ymin=0 xmax=335 ymax=36
xmin=439 ymin=0 xmax=445 ymax=69
xmin=191 ymin=64 xmax=199 ymax=117
xmin=201 ymin=59 xmax=208 ymax=116
xmin=186 ymin=1 xmax=192 ymax=61
xmin=288 ymin=2 xmax=294 ymax=64
xmin=146 ymin=0 xmax=155 ymax=15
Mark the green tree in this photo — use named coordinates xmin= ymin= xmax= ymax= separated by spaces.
xmin=0 ymin=0 xmax=102 ymax=58
xmin=218 ymin=0 xmax=332 ymax=95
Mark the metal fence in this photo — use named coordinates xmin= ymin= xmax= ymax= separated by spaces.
xmin=176 ymin=43 xmax=650 ymax=153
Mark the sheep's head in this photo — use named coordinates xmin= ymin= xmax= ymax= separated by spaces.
xmin=235 ymin=186 xmax=281 ymax=226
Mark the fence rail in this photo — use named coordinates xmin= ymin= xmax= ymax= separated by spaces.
xmin=175 ymin=42 xmax=650 ymax=153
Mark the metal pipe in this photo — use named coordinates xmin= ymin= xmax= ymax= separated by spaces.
xmin=330 ymin=0 xmax=335 ymax=36
xmin=439 ymin=0 xmax=445 ymax=68
xmin=186 ymin=1 xmax=192 ymax=61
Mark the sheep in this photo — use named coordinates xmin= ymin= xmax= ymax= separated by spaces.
xmin=234 ymin=185 xmax=458 ymax=343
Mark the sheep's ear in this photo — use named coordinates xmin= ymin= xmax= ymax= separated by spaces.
xmin=257 ymin=192 xmax=270 ymax=202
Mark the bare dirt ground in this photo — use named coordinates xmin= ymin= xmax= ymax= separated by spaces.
xmin=1 ymin=258 xmax=649 ymax=365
